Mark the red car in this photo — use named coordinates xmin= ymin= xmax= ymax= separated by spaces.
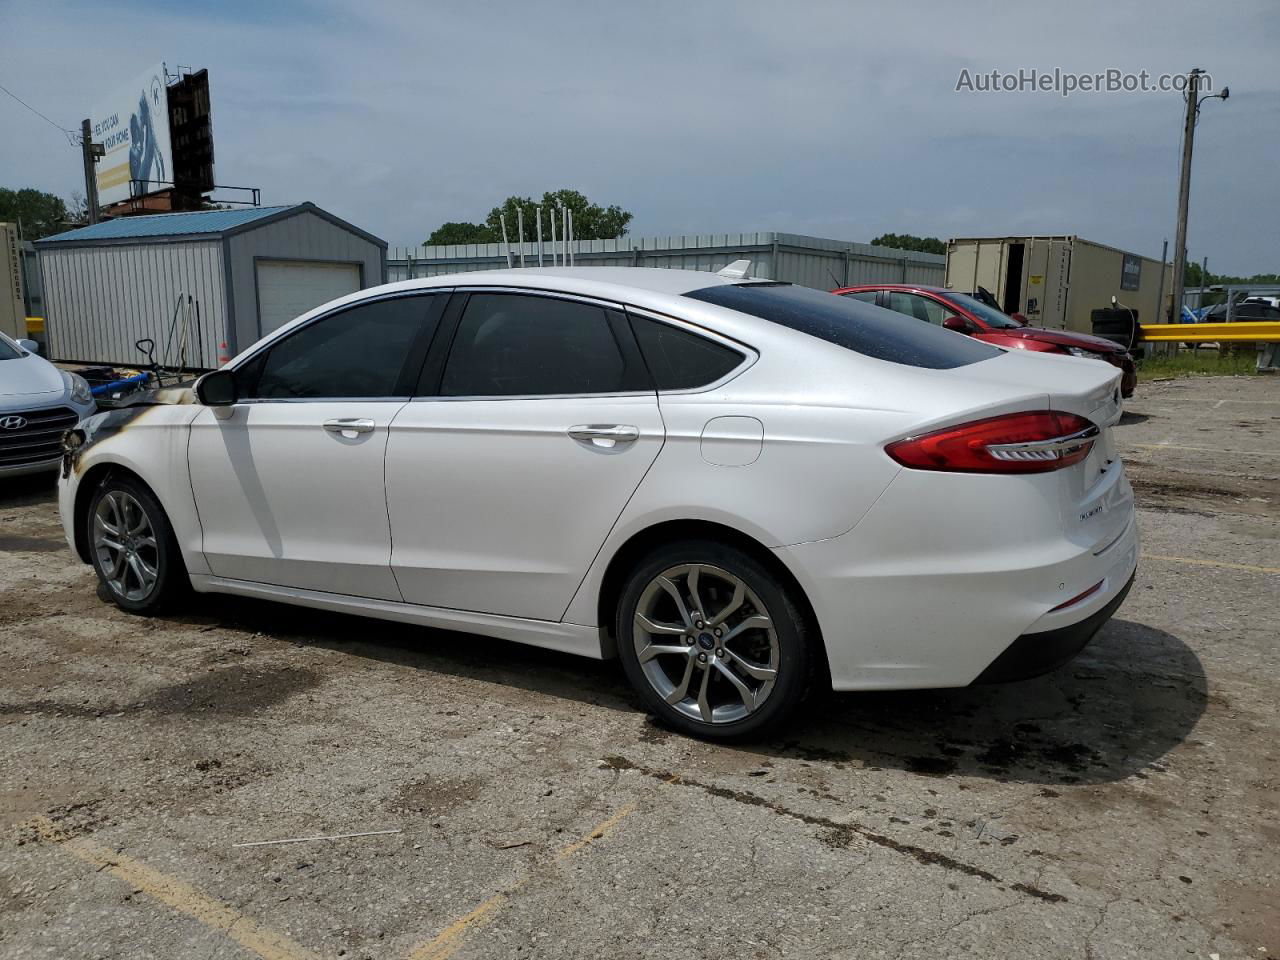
xmin=833 ymin=284 xmax=1137 ymax=397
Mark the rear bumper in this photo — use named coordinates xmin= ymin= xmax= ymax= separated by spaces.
xmin=972 ymin=570 xmax=1135 ymax=683
xmin=773 ymin=465 xmax=1138 ymax=692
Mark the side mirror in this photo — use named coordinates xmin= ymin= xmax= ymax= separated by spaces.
xmin=1010 ymin=312 xmax=1029 ymax=326
xmin=195 ymin=369 xmax=238 ymax=406
xmin=18 ymin=338 xmax=39 ymax=354
xmin=943 ymin=315 xmax=975 ymax=334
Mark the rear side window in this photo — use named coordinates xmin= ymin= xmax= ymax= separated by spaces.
xmin=441 ymin=294 xmax=649 ymax=397
xmin=685 ymin=283 xmax=1000 ymax=369
xmin=628 ymin=313 xmax=744 ymax=390
xmin=240 ymin=295 xmax=436 ymax=399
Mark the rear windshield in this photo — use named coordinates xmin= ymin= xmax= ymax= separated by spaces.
xmin=685 ymin=282 xmax=1000 ymax=369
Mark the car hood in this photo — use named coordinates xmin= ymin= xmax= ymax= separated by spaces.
xmin=1000 ymin=327 xmax=1126 ymax=353
xmin=0 ymin=354 xmax=65 ymax=399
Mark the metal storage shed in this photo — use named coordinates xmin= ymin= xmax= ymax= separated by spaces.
xmin=36 ymin=203 xmax=386 ymax=368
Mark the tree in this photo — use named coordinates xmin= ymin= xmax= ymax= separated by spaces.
xmin=426 ymin=189 xmax=633 ymax=246
xmin=1185 ymin=260 xmax=1279 ymax=287
xmin=870 ymin=233 xmax=947 ymax=256
xmin=0 ymin=187 xmax=73 ymax=239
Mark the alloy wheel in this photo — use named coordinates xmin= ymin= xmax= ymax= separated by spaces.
xmin=632 ymin=563 xmax=779 ymax=725
xmin=93 ymin=490 xmax=160 ymax=602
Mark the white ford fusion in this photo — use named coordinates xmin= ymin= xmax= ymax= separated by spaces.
xmin=58 ymin=267 xmax=1136 ymax=739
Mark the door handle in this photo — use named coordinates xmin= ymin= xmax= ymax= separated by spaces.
xmin=323 ymin=418 xmax=376 ymax=437
xmin=567 ymin=424 xmax=640 ymax=448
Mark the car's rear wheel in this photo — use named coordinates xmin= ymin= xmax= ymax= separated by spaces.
xmin=87 ymin=475 xmax=186 ymax=615
xmin=616 ymin=539 xmax=815 ymax=740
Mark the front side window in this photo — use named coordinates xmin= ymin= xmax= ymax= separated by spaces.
xmin=684 ymin=282 xmax=999 ymax=370
xmin=0 ymin=333 xmax=22 ymax=361
xmin=886 ymin=292 xmax=948 ymax=326
xmin=239 ymin=295 xmax=436 ymax=399
xmin=441 ymin=294 xmax=648 ymax=397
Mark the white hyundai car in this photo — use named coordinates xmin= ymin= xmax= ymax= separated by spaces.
xmin=1 ymin=331 xmax=96 ymax=477
xmin=58 ymin=267 xmax=1136 ymax=739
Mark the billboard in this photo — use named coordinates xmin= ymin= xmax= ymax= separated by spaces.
xmin=91 ymin=63 xmax=172 ymax=207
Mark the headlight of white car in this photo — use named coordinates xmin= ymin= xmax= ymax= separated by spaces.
xmin=63 ymin=371 xmax=94 ymax=405
xmin=1065 ymin=346 xmax=1095 ymax=358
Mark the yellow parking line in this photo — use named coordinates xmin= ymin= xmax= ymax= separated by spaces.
xmin=1145 ymin=554 xmax=1280 ymax=575
xmin=26 ymin=816 xmax=319 ymax=960
xmin=406 ymin=802 xmax=637 ymax=960
xmin=408 ymin=895 xmax=509 ymax=960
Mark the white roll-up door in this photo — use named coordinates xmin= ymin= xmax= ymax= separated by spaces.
xmin=255 ymin=260 xmax=361 ymax=335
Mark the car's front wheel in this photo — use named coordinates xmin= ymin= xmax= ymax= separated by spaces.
xmin=616 ymin=539 xmax=816 ymax=740
xmin=87 ymin=475 xmax=186 ymax=615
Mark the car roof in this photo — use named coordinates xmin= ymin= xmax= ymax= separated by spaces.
xmin=837 ymin=283 xmax=951 ymax=294
xmin=375 ymin=266 xmax=739 ymax=300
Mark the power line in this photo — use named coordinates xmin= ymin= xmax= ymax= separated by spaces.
xmin=0 ymin=81 xmax=80 ymax=146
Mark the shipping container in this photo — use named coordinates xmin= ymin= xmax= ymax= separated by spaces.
xmin=0 ymin=223 xmax=25 ymax=342
xmin=944 ymin=236 xmax=1171 ymax=332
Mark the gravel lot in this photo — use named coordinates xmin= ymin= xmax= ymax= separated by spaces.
xmin=2 ymin=375 xmax=1277 ymax=960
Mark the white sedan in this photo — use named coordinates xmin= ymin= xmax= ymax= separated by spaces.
xmin=58 ymin=267 xmax=1136 ymax=739
xmin=1 ymin=331 xmax=96 ymax=477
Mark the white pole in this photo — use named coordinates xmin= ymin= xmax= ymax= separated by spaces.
xmin=549 ymin=210 xmax=558 ymax=266
xmin=562 ymin=206 xmax=568 ymax=267
xmin=516 ymin=207 xmax=525 ymax=267
xmin=499 ymin=213 xmax=512 ymax=268
xmin=568 ymin=208 xmax=575 ymax=266
xmin=537 ymin=207 xmax=544 ymax=267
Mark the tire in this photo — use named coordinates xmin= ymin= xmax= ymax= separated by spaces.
xmin=86 ymin=473 xmax=187 ymax=615
xmin=615 ymin=538 xmax=816 ymax=741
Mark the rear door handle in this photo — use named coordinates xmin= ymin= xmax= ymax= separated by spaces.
xmin=567 ymin=424 xmax=640 ymax=448
xmin=323 ymin=418 xmax=376 ymax=437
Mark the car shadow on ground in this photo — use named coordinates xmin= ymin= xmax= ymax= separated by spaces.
xmin=0 ymin=473 xmax=59 ymax=508
xmin=169 ymin=595 xmax=1205 ymax=788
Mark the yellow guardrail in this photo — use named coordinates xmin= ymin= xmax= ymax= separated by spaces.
xmin=1139 ymin=321 xmax=1280 ymax=342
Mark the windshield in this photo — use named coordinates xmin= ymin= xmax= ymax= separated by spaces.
xmin=0 ymin=333 xmax=23 ymax=361
xmin=685 ymin=282 xmax=1000 ymax=370
xmin=950 ymin=293 xmax=1023 ymax=329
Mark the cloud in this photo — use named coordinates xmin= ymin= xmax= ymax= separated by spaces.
xmin=1 ymin=0 xmax=1275 ymax=272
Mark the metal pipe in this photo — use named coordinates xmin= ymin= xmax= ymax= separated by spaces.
xmin=549 ymin=210 xmax=558 ymax=266
xmin=568 ymin=208 xmax=574 ymax=265
xmin=516 ymin=207 xmax=525 ymax=268
xmin=537 ymin=207 xmax=544 ymax=267
xmin=500 ymin=213 xmax=512 ymax=268
xmin=562 ymin=206 xmax=568 ymax=267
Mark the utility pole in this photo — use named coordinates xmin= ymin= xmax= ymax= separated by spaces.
xmin=1170 ymin=68 xmax=1202 ymax=324
xmin=80 ymin=119 xmax=103 ymax=224
xmin=1170 ymin=68 xmax=1229 ymax=324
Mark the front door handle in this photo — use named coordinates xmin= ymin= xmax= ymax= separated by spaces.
xmin=323 ymin=418 xmax=376 ymax=437
xmin=567 ymin=424 xmax=640 ymax=448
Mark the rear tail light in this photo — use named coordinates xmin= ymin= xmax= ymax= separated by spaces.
xmin=886 ymin=411 xmax=1098 ymax=474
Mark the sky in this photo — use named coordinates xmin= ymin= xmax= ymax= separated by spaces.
xmin=1 ymin=0 xmax=1277 ymax=274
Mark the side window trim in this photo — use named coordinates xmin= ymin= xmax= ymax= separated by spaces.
xmin=413 ymin=289 xmax=654 ymax=401
xmin=623 ymin=305 xmax=757 ymax=395
xmin=231 ymin=290 xmax=451 ymax=403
